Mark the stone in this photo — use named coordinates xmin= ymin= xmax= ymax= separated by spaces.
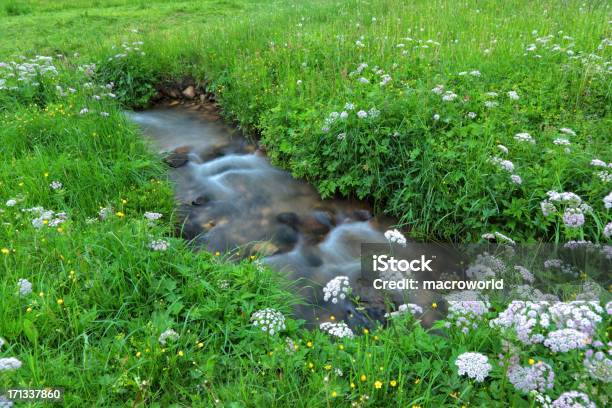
xmin=276 ymin=212 xmax=300 ymax=229
xmin=163 ymin=146 xmax=191 ymax=167
xmin=192 ymin=194 xmax=213 ymax=206
xmin=251 ymin=241 xmax=279 ymax=256
xmin=352 ymin=209 xmax=372 ymax=221
xmin=182 ymin=86 xmax=196 ymax=99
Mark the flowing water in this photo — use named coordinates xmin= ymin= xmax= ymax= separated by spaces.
xmin=129 ymin=105 xmax=435 ymax=328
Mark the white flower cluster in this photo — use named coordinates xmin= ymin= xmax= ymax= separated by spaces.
xmin=0 ymin=394 xmax=13 ymax=408
xmin=513 ymin=266 xmax=535 ymax=283
xmin=98 ymin=206 xmax=113 ymax=220
xmin=158 ymin=328 xmax=179 ymax=345
xmin=549 ymin=301 xmax=603 ymax=336
xmin=552 ymin=391 xmax=596 ymax=408
xmin=22 ymin=206 xmax=67 ymax=229
xmin=509 ymin=285 xmax=557 ymax=302
xmin=49 ymin=180 xmax=63 ymax=190
xmin=489 ymin=157 xmax=515 ymax=172
xmin=384 ymin=303 xmax=423 ymax=319
xmin=455 ymin=352 xmax=492 ymax=382
xmin=322 ymin=276 xmax=351 ymax=304
xmin=148 ymin=239 xmax=169 ymax=251
xmin=0 ymin=55 xmax=57 ymax=90
xmin=481 ymin=231 xmax=515 ymax=245
xmin=144 ymin=212 xmax=163 ymax=221
xmin=446 ymin=300 xmax=490 ymax=334
xmin=603 ymin=192 xmax=612 ymax=209
xmin=540 ymin=190 xmax=590 ymax=229
xmin=0 ymin=357 xmax=22 ymax=372
xmin=490 ymin=301 xmax=551 ymax=345
xmin=590 ymin=159 xmax=610 ymax=168
xmin=559 ymin=127 xmax=576 ymax=136
xmin=383 ymin=228 xmax=406 ymax=246
xmin=553 ymin=138 xmax=570 ymax=146
xmin=583 ymin=341 xmax=612 ymax=383
xmin=514 ymin=132 xmax=535 ymax=144
xmin=543 ymin=329 xmax=589 ymax=352
xmin=251 ymin=308 xmax=286 ymax=336
xmin=466 ymin=253 xmax=505 ymax=280
xmin=17 ymin=278 xmax=32 ymax=297
xmin=107 ymin=41 xmax=146 ymax=61
xmin=508 ymin=361 xmax=555 ymax=393
xmin=319 ymin=321 xmax=354 ymax=338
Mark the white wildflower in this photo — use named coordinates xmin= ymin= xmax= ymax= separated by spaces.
xmin=17 ymin=278 xmax=32 ymax=296
xmin=251 ymin=308 xmax=286 ymax=336
xmin=323 ymin=276 xmax=351 ymax=304
xmin=158 ymin=329 xmax=179 ymax=345
xmin=455 ymin=352 xmax=492 ymax=382
xmin=320 ymin=321 xmax=354 ymax=338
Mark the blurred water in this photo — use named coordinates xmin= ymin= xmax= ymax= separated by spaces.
xmin=129 ymin=105 xmax=417 ymax=327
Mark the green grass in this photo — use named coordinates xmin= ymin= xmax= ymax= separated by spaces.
xmin=1 ymin=0 xmax=611 ymax=407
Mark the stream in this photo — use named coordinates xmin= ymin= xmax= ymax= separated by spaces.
xmin=129 ymin=104 xmax=436 ymax=328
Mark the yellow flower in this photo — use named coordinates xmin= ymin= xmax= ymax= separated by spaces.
xmin=363 ymin=328 xmax=369 ymax=335
xmin=57 ymin=299 xmax=64 ymax=305
xmin=338 ymin=344 xmax=344 ymax=350
xmin=197 ymin=342 xmax=204 ymax=348
xmin=136 ymin=352 xmax=142 ymax=357
xmin=331 ymin=391 xmax=337 ymax=398
xmin=121 ymin=199 xmax=127 ymax=204
xmin=308 ymin=362 xmax=314 ymax=369
xmin=115 ymin=211 xmax=125 ymax=218
xmin=330 ymin=315 xmax=335 ymax=321
xmin=390 ymin=380 xmax=397 ymax=387
xmin=306 ymin=341 xmax=313 ymax=348
xmin=360 ymin=374 xmax=367 ymax=382
xmin=350 ymin=382 xmax=355 ymax=389
xmin=432 ymin=302 xmax=438 ymax=309
xmin=26 ymin=307 xmax=32 ymax=313
xmin=528 ymin=358 xmax=535 ymax=365
xmin=324 ymin=364 xmax=332 ymax=370
xmin=44 ymin=172 xmax=49 ymax=178
xmin=215 ymin=251 xmax=220 ymax=256
xmin=1 ymin=248 xmax=9 ymax=255
xmin=39 ymin=292 xmax=44 ymax=297
xmin=374 ymin=380 xmax=382 ymax=389
xmin=178 ymin=350 xmax=184 ymax=357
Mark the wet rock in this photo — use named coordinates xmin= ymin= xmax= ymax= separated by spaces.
xmin=192 ymin=194 xmax=213 ymax=206
xmin=164 ymin=146 xmax=191 ymax=168
xmin=352 ymin=209 xmax=372 ymax=221
xmin=252 ymin=241 xmax=279 ymax=256
xmin=202 ymin=220 xmax=216 ymax=231
xmin=302 ymin=211 xmax=333 ymax=236
xmin=182 ymin=86 xmax=196 ymax=99
xmin=273 ymin=224 xmax=299 ymax=248
xmin=276 ymin=212 xmax=300 ymax=229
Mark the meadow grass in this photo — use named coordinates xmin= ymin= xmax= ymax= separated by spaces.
xmin=1 ymin=0 xmax=611 ymax=407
